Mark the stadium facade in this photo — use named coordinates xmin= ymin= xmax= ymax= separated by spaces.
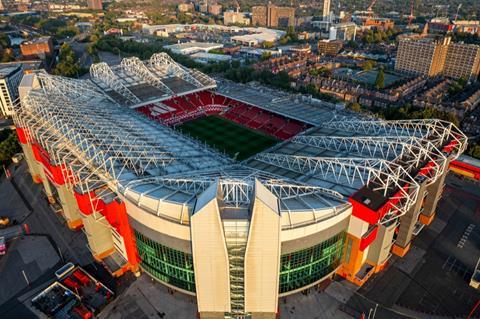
xmin=13 ymin=54 xmax=467 ymax=319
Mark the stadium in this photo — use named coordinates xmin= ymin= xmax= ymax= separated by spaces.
xmin=13 ymin=53 xmax=467 ymax=319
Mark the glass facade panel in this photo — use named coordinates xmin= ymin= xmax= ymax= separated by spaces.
xmin=279 ymin=232 xmax=345 ymax=294
xmin=134 ymin=230 xmax=196 ymax=292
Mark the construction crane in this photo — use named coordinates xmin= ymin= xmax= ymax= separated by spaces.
xmin=367 ymin=0 xmax=378 ymax=17
xmin=454 ymin=4 xmax=462 ymax=21
xmin=408 ymin=0 xmax=415 ymax=26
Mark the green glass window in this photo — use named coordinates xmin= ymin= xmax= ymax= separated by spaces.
xmin=134 ymin=230 xmax=196 ymax=292
xmin=279 ymin=232 xmax=345 ymax=294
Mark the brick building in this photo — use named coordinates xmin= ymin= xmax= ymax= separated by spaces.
xmin=252 ymin=2 xmax=295 ymax=28
xmin=20 ymin=37 xmax=53 ymax=59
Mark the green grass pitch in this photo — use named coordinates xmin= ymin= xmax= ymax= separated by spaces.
xmin=177 ymin=115 xmax=279 ymax=161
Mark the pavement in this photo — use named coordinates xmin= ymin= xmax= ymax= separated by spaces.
xmin=99 ymin=50 xmax=123 ymax=66
xmin=0 ymin=236 xmax=60 ymax=305
xmin=98 ymin=274 xmax=198 ymax=319
xmin=0 ymin=161 xmax=93 ymax=267
xmin=0 ymin=161 xmax=94 ymax=313
xmin=351 ymin=173 xmax=480 ymax=319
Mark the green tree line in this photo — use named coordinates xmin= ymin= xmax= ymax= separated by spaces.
xmin=0 ymin=131 xmax=21 ymax=169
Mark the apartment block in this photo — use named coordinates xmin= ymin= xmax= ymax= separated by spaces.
xmin=252 ymin=2 xmax=295 ymax=28
xmin=395 ymin=36 xmax=480 ymax=81
xmin=0 ymin=63 xmax=23 ymax=117
xmin=443 ymin=43 xmax=480 ymax=80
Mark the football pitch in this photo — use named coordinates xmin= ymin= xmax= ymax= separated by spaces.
xmin=178 ymin=116 xmax=279 ymax=161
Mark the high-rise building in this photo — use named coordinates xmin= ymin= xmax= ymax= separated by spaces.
xmin=251 ymin=5 xmax=267 ymax=26
xmin=87 ymin=0 xmax=102 ymax=10
xmin=252 ymin=2 xmax=295 ymax=28
xmin=329 ymin=22 xmax=357 ymax=41
xmin=395 ymin=36 xmax=480 ymax=81
xmin=443 ymin=42 xmax=480 ymax=80
xmin=395 ymin=37 xmax=448 ymax=77
xmin=0 ymin=63 xmax=23 ymax=117
xmin=322 ymin=0 xmax=330 ymax=22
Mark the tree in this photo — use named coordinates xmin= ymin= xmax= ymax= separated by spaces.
xmin=468 ymin=144 xmax=480 ymax=159
xmin=1 ymin=48 xmax=15 ymax=63
xmin=0 ymin=33 xmax=11 ymax=48
xmin=348 ymin=102 xmax=361 ymax=112
xmin=262 ymin=41 xmax=274 ymax=49
xmin=53 ymin=43 xmax=81 ymax=78
xmin=375 ymin=69 xmax=385 ymax=89
xmin=261 ymin=52 xmax=271 ymax=61
xmin=0 ymin=132 xmax=20 ymax=165
xmin=363 ymin=60 xmax=375 ymax=71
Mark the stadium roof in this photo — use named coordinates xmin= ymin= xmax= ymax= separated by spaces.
xmin=15 ymin=54 xmax=468 ymax=228
xmin=215 ymin=81 xmax=343 ymax=125
xmin=89 ymin=53 xmax=216 ymax=108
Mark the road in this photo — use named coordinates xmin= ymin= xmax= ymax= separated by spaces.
xmin=0 ymin=161 xmax=93 ymax=266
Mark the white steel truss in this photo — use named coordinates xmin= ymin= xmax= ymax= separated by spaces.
xmin=90 ymin=62 xmax=141 ymax=104
xmin=291 ymin=135 xmax=447 ymax=185
xmin=120 ymin=57 xmax=174 ymax=95
xmin=36 ymin=71 xmax=108 ymax=103
xmin=18 ymin=93 xmax=172 ymax=188
xmin=14 ymin=73 xmax=230 ymax=196
xmin=321 ymin=119 xmax=467 ymax=158
xmin=122 ymin=176 xmax=343 ymax=209
xmin=254 ymin=153 xmax=419 ymax=223
xmin=149 ymin=53 xmax=206 ymax=88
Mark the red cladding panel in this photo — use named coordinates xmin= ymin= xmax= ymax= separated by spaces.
xmin=73 ymin=191 xmax=101 ymax=215
xmin=349 ymin=197 xmax=379 ymax=224
xmin=102 ymin=199 xmax=140 ymax=265
xmin=419 ymin=161 xmax=435 ymax=177
xmin=16 ymin=127 xmax=29 ymax=144
xmin=359 ymin=226 xmax=378 ymax=251
xmin=31 ymin=143 xmax=50 ymax=168
xmin=349 ymin=183 xmax=410 ymax=225
xmin=442 ymin=139 xmax=458 ymax=153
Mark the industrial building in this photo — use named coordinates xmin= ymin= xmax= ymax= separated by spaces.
xmin=14 ymin=53 xmax=466 ymax=319
xmin=164 ymin=42 xmax=224 ymax=56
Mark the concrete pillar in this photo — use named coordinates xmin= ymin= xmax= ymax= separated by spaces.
xmin=337 ymin=215 xmax=372 ymax=286
xmin=392 ymin=179 xmax=428 ymax=256
xmin=244 ymin=181 xmax=281 ymax=318
xmin=37 ymin=167 xmax=56 ymax=203
xmin=420 ymin=159 xmax=451 ymax=225
xmin=80 ymin=213 xmax=114 ymax=259
xmin=57 ymin=184 xmax=82 ymax=229
xmin=21 ymin=143 xmax=43 ymax=184
xmin=191 ymin=181 xmax=231 ymax=317
xmin=367 ymin=221 xmax=396 ymax=271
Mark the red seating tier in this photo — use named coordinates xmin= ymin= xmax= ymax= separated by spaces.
xmin=134 ymin=91 xmax=309 ymax=139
